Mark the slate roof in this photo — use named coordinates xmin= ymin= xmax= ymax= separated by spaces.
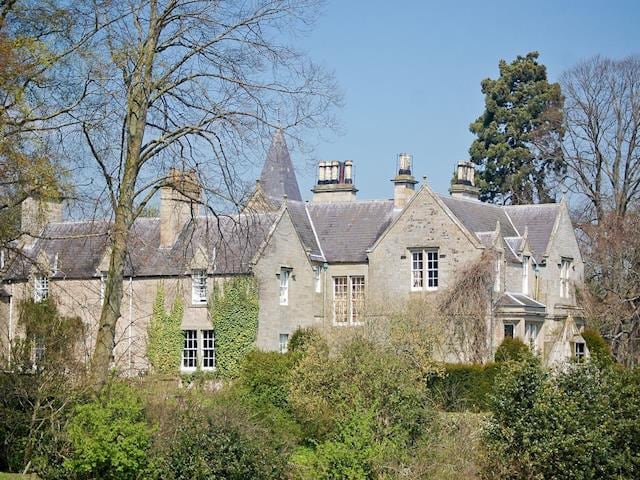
xmin=504 ymin=204 xmax=561 ymax=260
xmin=5 ymin=213 xmax=277 ymax=280
xmin=258 ymin=129 xmax=302 ymax=201
xmin=307 ymin=200 xmax=397 ymax=263
xmin=497 ymin=292 xmax=546 ymax=309
xmin=286 ymin=200 xmax=323 ymax=261
xmin=438 ymin=195 xmax=518 ymax=238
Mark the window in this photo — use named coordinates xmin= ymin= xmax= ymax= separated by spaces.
xmin=100 ymin=272 xmax=107 ymax=305
xmin=522 ymin=256 xmax=530 ymax=295
xmin=201 ymin=330 xmax=215 ymax=370
xmin=504 ymin=323 xmax=515 ymax=339
xmin=182 ymin=330 xmax=198 ymax=370
xmin=279 ymin=268 xmax=290 ymax=305
xmin=0 ymin=249 xmax=5 ymax=269
xmin=279 ymin=333 xmax=289 ymax=354
xmin=350 ymin=276 xmax=365 ymax=324
xmin=314 ymin=266 xmax=322 ymax=293
xmin=525 ymin=322 xmax=539 ymax=348
xmin=575 ymin=341 xmax=586 ymax=361
xmin=191 ymin=269 xmax=207 ymax=305
xmin=333 ymin=275 xmax=365 ymax=325
xmin=34 ymin=275 xmax=49 ymax=302
xmin=560 ymin=258 xmax=572 ymax=298
xmin=333 ymin=276 xmax=348 ymax=324
xmin=411 ymin=249 xmax=438 ymax=291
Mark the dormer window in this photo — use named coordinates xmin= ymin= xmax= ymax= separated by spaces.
xmin=34 ymin=275 xmax=49 ymax=302
xmin=522 ymin=256 xmax=530 ymax=295
xmin=191 ymin=269 xmax=207 ymax=305
xmin=279 ymin=268 xmax=291 ymax=305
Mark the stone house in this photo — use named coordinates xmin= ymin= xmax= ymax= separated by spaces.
xmin=0 ymin=130 xmax=588 ymax=373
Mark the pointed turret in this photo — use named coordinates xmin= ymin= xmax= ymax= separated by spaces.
xmin=258 ymin=129 xmax=302 ymax=202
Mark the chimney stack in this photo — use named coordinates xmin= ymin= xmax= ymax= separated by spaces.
xmin=392 ymin=153 xmax=418 ymax=209
xmin=449 ymin=161 xmax=480 ymax=200
xmin=160 ymin=169 xmax=201 ymax=248
xmin=21 ymin=195 xmax=62 ymax=241
xmin=311 ymin=160 xmax=358 ymax=203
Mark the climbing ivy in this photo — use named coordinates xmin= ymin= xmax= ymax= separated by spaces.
xmin=147 ymin=285 xmax=184 ymax=375
xmin=210 ymin=276 xmax=259 ymax=378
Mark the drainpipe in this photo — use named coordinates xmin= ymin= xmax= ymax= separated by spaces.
xmin=128 ymin=277 xmax=133 ymax=375
xmin=8 ymin=288 xmax=13 ymax=367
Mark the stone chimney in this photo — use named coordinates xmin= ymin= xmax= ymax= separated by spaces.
xmin=392 ymin=153 xmax=418 ymax=209
xmin=311 ymin=160 xmax=358 ymax=203
xmin=160 ymin=169 xmax=201 ymax=248
xmin=449 ymin=161 xmax=480 ymax=200
xmin=21 ymin=196 xmax=62 ymax=238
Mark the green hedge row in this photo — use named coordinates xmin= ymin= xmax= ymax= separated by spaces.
xmin=428 ymin=363 xmax=501 ymax=412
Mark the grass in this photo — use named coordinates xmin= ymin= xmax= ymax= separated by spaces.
xmin=0 ymin=474 xmax=38 ymax=479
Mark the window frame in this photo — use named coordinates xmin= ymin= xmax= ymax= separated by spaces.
xmin=99 ymin=271 xmax=107 ymax=305
xmin=191 ymin=269 xmax=208 ymax=305
xmin=410 ymin=248 xmax=439 ymax=291
xmin=333 ymin=276 xmax=349 ymax=325
xmin=503 ymin=323 xmax=515 ymax=339
xmin=279 ymin=333 xmax=289 ymax=354
xmin=575 ymin=341 xmax=586 ymax=361
xmin=201 ymin=329 xmax=215 ymax=370
xmin=494 ymin=257 xmax=501 ymax=292
xmin=525 ymin=321 xmax=540 ymax=349
xmin=181 ymin=329 xmax=198 ymax=372
xmin=522 ymin=255 xmax=530 ymax=295
xmin=34 ymin=275 xmax=49 ymax=303
xmin=279 ymin=267 xmax=291 ymax=306
xmin=314 ymin=265 xmax=322 ymax=293
xmin=560 ymin=258 xmax=572 ymax=298
xmin=350 ymin=276 xmax=365 ymax=325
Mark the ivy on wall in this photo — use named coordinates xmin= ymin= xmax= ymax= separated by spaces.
xmin=210 ymin=276 xmax=259 ymax=378
xmin=147 ymin=285 xmax=184 ymax=375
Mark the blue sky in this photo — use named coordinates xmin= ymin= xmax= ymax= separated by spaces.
xmin=289 ymin=0 xmax=640 ymax=200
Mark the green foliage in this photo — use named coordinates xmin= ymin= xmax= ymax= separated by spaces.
xmin=582 ymin=327 xmax=613 ymax=365
xmin=288 ymin=327 xmax=324 ymax=353
xmin=428 ymin=363 xmax=500 ymax=412
xmin=494 ymin=337 xmax=530 ymax=363
xmin=469 ymin=51 xmax=564 ymax=204
xmin=158 ymin=400 xmax=286 ymax=480
xmin=210 ymin=276 xmax=259 ymax=378
xmin=147 ymin=286 xmax=184 ymax=375
xmin=484 ymin=357 xmax=640 ymax=479
xmin=63 ymin=382 xmax=155 ymax=480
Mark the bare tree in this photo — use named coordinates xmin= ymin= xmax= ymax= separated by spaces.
xmin=59 ymin=0 xmax=341 ymax=388
xmin=562 ymin=56 xmax=640 ymax=365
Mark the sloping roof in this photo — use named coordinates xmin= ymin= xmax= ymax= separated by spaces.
xmin=497 ymin=292 xmax=546 ymax=308
xmin=438 ymin=195 xmax=518 ymax=238
xmin=5 ymin=213 xmax=277 ymax=280
xmin=286 ymin=200 xmax=323 ymax=260
xmin=504 ymin=204 xmax=561 ymax=259
xmin=258 ymin=129 xmax=302 ymax=202
xmin=307 ymin=200 xmax=397 ymax=263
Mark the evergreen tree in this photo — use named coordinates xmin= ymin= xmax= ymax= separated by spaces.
xmin=469 ymin=52 xmax=564 ymax=204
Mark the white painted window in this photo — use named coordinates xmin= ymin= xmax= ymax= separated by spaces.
xmin=333 ymin=276 xmax=348 ymax=324
xmin=279 ymin=333 xmax=289 ymax=354
xmin=34 ymin=275 xmax=49 ymax=302
xmin=100 ymin=272 xmax=107 ymax=305
xmin=525 ymin=322 xmax=539 ymax=349
xmin=182 ymin=329 xmax=198 ymax=371
xmin=560 ymin=258 xmax=572 ymax=298
xmin=522 ymin=256 xmax=530 ymax=295
xmin=350 ymin=276 xmax=365 ymax=325
xmin=575 ymin=341 xmax=586 ymax=360
xmin=494 ymin=257 xmax=501 ymax=292
xmin=191 ymin=269 xmax=207 ymax=305
xmin=333 ymin=275 xmax=365 ymax=325
xmin=411 ymin=249 xmax=439 ymax=291
xmin=504 ymin=323 xmax=515 ymax=339
xmin=279 ymin=268 xmax=290 ymax=305
xmin=201 ymin=330 xmax=215 ymax=370
xmin=314 ymin=266 xmax=322 ymax=293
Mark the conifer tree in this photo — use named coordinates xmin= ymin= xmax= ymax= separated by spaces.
xmin=469 ymin=52 xmax=564 ymax=204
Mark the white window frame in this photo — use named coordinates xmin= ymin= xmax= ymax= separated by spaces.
xmin=279 ymin=333 xmax=289 ymax=354
xmin=333 ymin=275 xmax=365 ymax=326
xmin=279 ymin=268 xmax=290 ymax=305
xmin=525 ymin=322 xmax=540 ymax=349
xmin=494 ymin=257 xmax=501 ymax=292
xmin=99 ymin=271 xmax=107 ymax=305
xmin=34 ymin=275 xmax=49 ymax=303
xmin=333 ymin=276 xmax=349 ymax=324
xmin=522 ymin=256 xmax=530 ymax=295
xmin=411 ymin=248 xmax=439 ymax=291
xmin=575 ymin=341 xmax=586 ymax=361
xmin=201 ymin=330 xmax=215 ymax=370
xmin=560 ymin=258 xmax=572 ymax=298
xmin=181 ymin=329 xmax=198 ymax=372
xmin=350 ymin=276 xmax=365 ymax=325
xmin=314 ymin=266 xmax=322 ymax=294
xmin=191 ymin=269 xmax=208 ymax=305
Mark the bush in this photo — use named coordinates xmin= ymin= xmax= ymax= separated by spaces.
xmin=582 ymin=327 xmax=613 ymax=365
xmin=288 ymin=327 xmax=324 ymax=353
xmin=63 ymin=383 xmax=155 ymax=480
xmin=428 ymin=363 xmax=500 ymax=411
xmin=494 ymin=337 xmax=529 ymax=362
xmin=159 ymin=400 xmax=287 ymax=480
xmin=483 ymin=357 xmax=640 ymax=479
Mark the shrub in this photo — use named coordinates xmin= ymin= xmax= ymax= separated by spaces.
xmin=63 ymin=383 xmax=155 ymax=480
xmin=428 ymin=363 xmax=500 ymax=411
xmin=288 ymin=327 xmax=324 ymax=353
xmin=582 ymin=327 xmax=613 ymax=365
xmin=483 ymin=357 xmax=640 ymax=479
xmin=494 ymin=337 xmax=529 ymax=362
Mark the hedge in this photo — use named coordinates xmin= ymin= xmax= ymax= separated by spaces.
xmin=428 ymin=363 xmax=500 ymax=412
